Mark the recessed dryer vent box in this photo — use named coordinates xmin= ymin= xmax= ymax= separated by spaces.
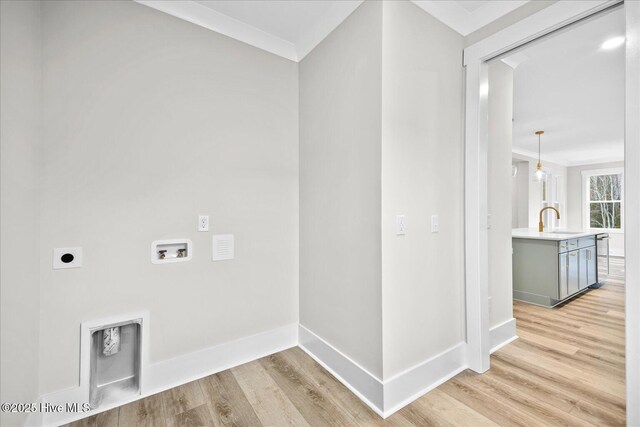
xmin=151 ymin=239 xmax=192 ymax=264
xmin=89 ymin=319 xmax=141 ymax=409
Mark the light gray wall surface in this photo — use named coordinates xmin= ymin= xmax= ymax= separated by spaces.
xmin=380 ymin=0 xmax=465 ymax=379
xmin=512 ymin=160 xmax=530 ymax=228
xmin=0 ymin=1 xmax=42 ymax=426
xmin=39 ymin=0 xmax=299 ymax=394
xmin=567 ymin=161 xmax=625 ymax=256
xmin=488 ymin=61 xmax=514 ymax=328
xmin=299 ymin=1 xmax=383 ymax=379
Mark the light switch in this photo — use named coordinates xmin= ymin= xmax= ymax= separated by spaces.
xmin=396 ymin=215 xmax=406 ymax=235
xmin=431 ymin=215 xmax=439 ymax=233
xmin=198 ymin=215 xmax=209 ymax=232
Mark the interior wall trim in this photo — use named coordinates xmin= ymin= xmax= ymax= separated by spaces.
xmin=32 ymin=323 xmax=469 ymax=425
xmin=382 ymin=343 xmax=467 ymax=418
xmin=134 ymin=0 xmax=364 ymax=62
xmin=489 ymin=317 xmax=518 ymax=354
xmin=298 ymin=324 xmax=468 ymax=418
xmin=35 ymin=323 xmax=298 ymax=427
xmin=134 ymin=0 xmax=298 ymax=61
xmin=298 ymin=324 xmax=385 ymax=416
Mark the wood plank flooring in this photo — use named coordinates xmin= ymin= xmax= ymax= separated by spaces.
xmin=65 ymin=258 xmax=625 ymax=426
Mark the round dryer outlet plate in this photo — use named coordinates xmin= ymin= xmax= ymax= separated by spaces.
xmin=53 ymin=247 xmax=82 ymax=269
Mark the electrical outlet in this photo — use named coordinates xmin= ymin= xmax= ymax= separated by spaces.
xmin=396 ymin=215 xmax=406 ymax=235
xmin=198 ymin=215 xmax=209 ymax=232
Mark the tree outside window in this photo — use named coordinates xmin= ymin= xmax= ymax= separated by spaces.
xmin=588 ymin=172 xmax=623 ymax=229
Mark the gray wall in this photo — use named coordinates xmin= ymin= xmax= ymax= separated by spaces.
xmin=299 ymin=1 xmax=383 ymax=379
xmin=512 ymin=160 xmax=530 ymax=228
xmin=380 ymin=0 xmax=465 ymax=379
xmin=38 ymin=0 xmax=299 ymax=394
xmin=0 ymin=1 xmax=42 ymax=426
xmin=488 ymin=61 xmax=514 ymax=328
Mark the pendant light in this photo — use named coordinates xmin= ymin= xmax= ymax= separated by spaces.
xmin=535 ymin=130 xmax=545 ymax=181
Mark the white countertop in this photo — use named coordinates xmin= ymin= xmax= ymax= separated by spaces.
xmin=512 ymin=228 xmax=600 ymax=241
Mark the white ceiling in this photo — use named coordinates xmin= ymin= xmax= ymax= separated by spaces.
xmin=505 ymin=7 xmax=625 ymax=167
xmin=136 ymin=1 xmax=529 ymax=61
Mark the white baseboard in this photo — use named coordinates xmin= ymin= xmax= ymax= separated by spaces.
xmin=38 ymin=323 xmax=297 ymax=427
xmin=298 ymin=324 xmax=385 ymax=416
xmin=490 ymin=317 xmax=518 ymax=354
xmin=382 ymin=343 xmax=466 ymax=417
xmin=298 ymin=325 xmax=467 ymax=418
xmin=145 ymin=323 xmax=297 ymax=394
xmin=33 ymin=323 xmax=477 ymax=425
xmin=24 ymin=396 xmax=43 ymax=427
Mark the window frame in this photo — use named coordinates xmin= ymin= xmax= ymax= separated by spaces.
xmin=582 ymin=167 xmax=624 ymax=233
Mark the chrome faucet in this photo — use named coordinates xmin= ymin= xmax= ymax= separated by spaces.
xmin=539 ymin=206 xmax=560 ymax=232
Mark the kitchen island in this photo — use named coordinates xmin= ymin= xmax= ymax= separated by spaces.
xmin=512 ymin=228 xmax=599 ymax=307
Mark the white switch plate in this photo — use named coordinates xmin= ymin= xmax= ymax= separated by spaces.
xmin=53 ymin=247 xmax=82 ymax=269
xmin=431 ymin=215 xmax=439 ymax=233
xmin=198 ymin=215 xmax=209 ymax=232
xmin=212 ymin=234 xmax=234 ymax=261
xmin=396 ymin=215 xmax=406 ymax=235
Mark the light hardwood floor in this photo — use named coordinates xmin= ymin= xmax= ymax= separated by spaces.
xmin=66 ymin=258 xmax=625 ymax=427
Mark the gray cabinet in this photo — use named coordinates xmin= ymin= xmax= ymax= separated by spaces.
xmin=568 ymin=250 xmax=580 ymax=295
xmin=584 ymin=246 xmax=597 ymax=286
xmin=513 ymin=234 xmax=598 ymax=307
xmin=559 ymin=251 xmax=580 ymax=299
xmin=579 ymin=249 xmax=588 ymax=290
xmin=559 ymin=253 xmax=568 ymax=299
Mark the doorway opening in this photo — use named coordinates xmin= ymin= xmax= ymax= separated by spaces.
xmin=463 ymin=1 xmax=639 ymax=424
xmin=487 ymin=5 xmax=626 ymax=424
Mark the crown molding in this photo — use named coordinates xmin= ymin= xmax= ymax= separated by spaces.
xmin=136 ymin=0 xmax=363 ymax=62
xmin=135 ymin=0 xmax=298 ymax=61
xmin=501 ymin=51 xmax=529 ymax=68
xmin=295 ymin=1 xmax=363 ymax=60
xmin=512 ymin=147 xmax=624 ymax=167
xmin=412 ymin=0 xmax=528 ymax=36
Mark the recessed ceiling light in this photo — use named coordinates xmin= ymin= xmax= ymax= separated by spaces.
xmin=601 ymin=36 xmax=626 ymax=50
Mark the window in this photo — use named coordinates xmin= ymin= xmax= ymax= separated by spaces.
xmin=583 ymin=168 xmax=624 ymax=230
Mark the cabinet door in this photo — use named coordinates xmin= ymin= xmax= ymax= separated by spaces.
xmin=568 ymin=251 xmax=579 ymax=295
xmin=579 ymin=248 xmax=589 ymax=290
xmin=586 ymin=247 xmax=597 ymax=285
xmin=559 ymin=253 xmax=569 ymax=299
